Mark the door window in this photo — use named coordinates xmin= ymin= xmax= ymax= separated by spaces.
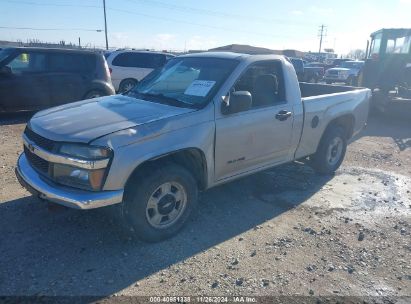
xmin=386 ymin=35 xmax=411 ymax=54
xmin=369 ymin=33 xmax=382 ymax=58
xmin=7 ymin=52 xmax=46 ymax=74
xmin=144 ymin=54 xmax=166 ymax=68
xmin=386 ymin=36 xmax=411 ymax=54
xmin=48 ymin=53 xmax=95 ymax=72
xmin=233 ymin=61 xmax=286 ymax=108
xmin=112 ymin=52 xmax=166 ymax=69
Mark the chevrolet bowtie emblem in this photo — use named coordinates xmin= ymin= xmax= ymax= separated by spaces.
xmin=28 ymin=143 xmax=35 ymax=153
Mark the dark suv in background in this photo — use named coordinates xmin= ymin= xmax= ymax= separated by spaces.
xmin=0 ymin=47 xmax=115 ymax=112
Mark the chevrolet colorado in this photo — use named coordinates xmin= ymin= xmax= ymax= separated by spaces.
xmin=16 ymin=52 xmax=371 ymax=241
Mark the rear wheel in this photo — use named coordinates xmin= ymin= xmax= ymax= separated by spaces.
xmin=122 ymin=163 xmax=198 ymax=242
xmin=357 ymin=70 xmax=364 ymax=87
xmin=346 ymin=76 xmax=356 ymax=86
xmin=119 ymin=79 xmax=137 ymax=93
xmin=308 ymin=75 xmax=318 ymax=83
xmin=83 ymin=90 xmax=104 ymax=99
xmin=311 ymin=126 xmax=347 ymax=175
xmin=352 ymin=76 xmax=359 ymax=87
xmin=372 ymin=89 xmax=390 ymax=113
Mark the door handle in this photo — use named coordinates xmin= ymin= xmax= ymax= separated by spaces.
xmin=275 ymin=110 xmax=292 ymax=121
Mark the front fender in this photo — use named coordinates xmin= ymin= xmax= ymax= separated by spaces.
xmin=99 ymin=121 xmax=215 ymax=191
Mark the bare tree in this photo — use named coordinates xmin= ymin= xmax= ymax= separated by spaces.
xmin=347 ymin=49 xmax=366 ymax=60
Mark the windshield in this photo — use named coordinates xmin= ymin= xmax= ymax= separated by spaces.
xmin=369 ymin=33 xmax=382 ymax=58
xmin=305 ymin=63 xmax=323 ymax=67
xmin=341 ymin=61 xmax=364 ymax=69
xmin=128 ymin=57 xmax=239 ymax=108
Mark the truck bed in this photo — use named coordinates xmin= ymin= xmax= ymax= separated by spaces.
xmin=294 ymin=82 xmax=371 ymax=160
xmin=299 ymin=82 xmax=363 ymax=98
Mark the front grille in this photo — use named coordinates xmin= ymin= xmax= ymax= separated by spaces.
xmin=24 ymin=146 xmax=49 ymax=174
xmin=24 ymin=127 xmax=55 ymax=151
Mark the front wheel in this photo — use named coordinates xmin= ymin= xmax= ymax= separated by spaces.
xmin=311 ymin=126 xmax=347 ymax=175
xmin=122 ymin=163 xmax=198 ymax=242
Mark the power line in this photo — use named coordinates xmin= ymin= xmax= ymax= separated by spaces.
xmin=107 ymin=7 xmax=296 ymax=39
xmin=3 ymin=0 xmax=309 ymax=41
xmin=125 ymin=0 xmax=317 ymax=26
xmin=0 ymin=26 xmax=102 ymax=32
xmin=4 ymin=0 xmax=101 ymax=8
xmin=6 ymin=0 xmax=316 ymax=27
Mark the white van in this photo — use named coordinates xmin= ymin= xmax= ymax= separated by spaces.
xmin=106 ymin=50 xmax=175 ymax=92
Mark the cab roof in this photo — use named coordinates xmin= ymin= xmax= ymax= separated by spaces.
xmin=371 ymin=28 xmax=411 ymax=37
xmin=1 ymin=47 xmax=98 ymax=55
xmin=179 ymin=52 xmax=249 ymax=60
xmin=179 ymin=52 xmax=286 ymax=63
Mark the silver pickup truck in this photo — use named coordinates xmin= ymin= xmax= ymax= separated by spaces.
xmin=16 ymin=52 xmax=371 ymax=242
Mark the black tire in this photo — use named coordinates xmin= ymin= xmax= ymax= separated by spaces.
xmin=357 ymin=70 xmax=364 ymax=87
xmin=83 ymin=90 xmax=105 ymax=99
xmin=308 ymin=76 xmax=317 ymax=83
xmin=346 ymin=76 xmax=354 ymax=86
xmin=119 ymin=79 xmax=137 ymax=93
xmin=311 ymin=126 xmax=347 ymax=175
xmin=122 ymin=163 xmax=198 ymax=242
xmin=371 ymin=89 xmax=390 ymax=114
xmin=352 ymin=76 xmax=359 ymax=87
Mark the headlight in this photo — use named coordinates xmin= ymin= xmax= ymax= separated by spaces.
xmin=58 ymin=143 xmax=111 ymax=159
xmin=53 ymin=144 xmax=112 ymax=191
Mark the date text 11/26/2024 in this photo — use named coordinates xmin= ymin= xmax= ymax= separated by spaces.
xmin=149 ymin=296 xmax=257 ymax=303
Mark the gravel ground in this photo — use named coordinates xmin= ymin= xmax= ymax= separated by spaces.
xmin=0 ymin=112 xmax=410 ymax=301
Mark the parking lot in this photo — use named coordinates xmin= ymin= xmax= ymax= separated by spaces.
xmin=0 ymin=112 xmax=410 ymax=299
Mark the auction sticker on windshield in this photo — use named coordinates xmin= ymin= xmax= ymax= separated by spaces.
xmin=184 ymin=80 xmax=216 ymax=97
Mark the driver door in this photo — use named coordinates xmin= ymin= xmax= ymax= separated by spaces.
xmin=0 ymin=51 xmax=50 ymax=111
xmin=214 ymin=61 xmax=295 ymax=181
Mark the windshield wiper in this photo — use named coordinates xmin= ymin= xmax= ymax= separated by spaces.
xmin=127 ymin=91 xmax=196 ymax=108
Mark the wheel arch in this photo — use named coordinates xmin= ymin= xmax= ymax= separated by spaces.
xmin=322 ymin=113 xmax=355 ymax=142
xmin=125 ymin=148 xmax=208 ymax=192
xmin=83 ymin=80 xmax=115 ymax=98
xmin=119 ymin=78 xmax=138 ymax=86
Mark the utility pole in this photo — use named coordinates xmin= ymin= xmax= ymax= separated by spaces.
xmin=78 ymin=37 xmax=81 ymax=49
xmin=318 ymin=24 xmax=327 ymax=53
xmin=103 ymin=0 xmax=109 ymax=50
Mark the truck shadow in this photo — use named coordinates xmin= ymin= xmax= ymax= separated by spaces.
xmin=0 ymin=112 xmax=33 ymax=126
xmin=0 ymin=162 xmax=331 ymax=297
xmin=364 ymin=113 xmax=411 ymax=151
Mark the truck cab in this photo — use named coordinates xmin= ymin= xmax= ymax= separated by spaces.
xmin=362 ymin=28 xmax=411 ymax=99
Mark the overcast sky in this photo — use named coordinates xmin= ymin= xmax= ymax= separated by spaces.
xmin=1 ymin=0 xmax=411 ymax=54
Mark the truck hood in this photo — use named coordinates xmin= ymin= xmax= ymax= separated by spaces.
xmin=29 ymin=95 xmax=196 ymax=143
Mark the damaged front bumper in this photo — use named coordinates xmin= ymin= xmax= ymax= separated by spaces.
xmin=16 ymin=153 xmax=123 ymax=209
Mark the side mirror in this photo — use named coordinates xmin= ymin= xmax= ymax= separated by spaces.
xmin=221 ymin=91 xmax=252 ymax=115
xmin=0 ymin=66 xmax=12 ymax=75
